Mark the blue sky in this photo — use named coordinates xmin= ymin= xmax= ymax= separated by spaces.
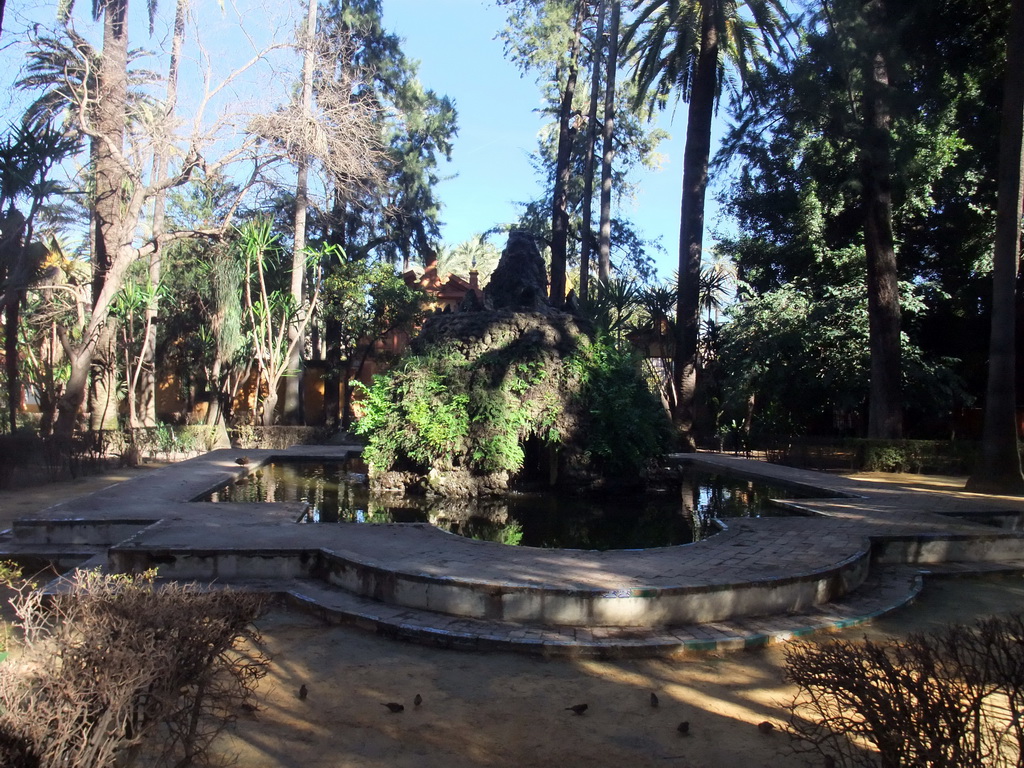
xmin=380 ymin=0 xmax=699 ymax=280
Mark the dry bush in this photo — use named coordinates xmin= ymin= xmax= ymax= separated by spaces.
xmin=784 ymin=615 xmax=1024 ymax=767
xmin=0 ymin=570 xmax=268 ymax=768
xmin=247 ymin=28 xmax=386 ymax=191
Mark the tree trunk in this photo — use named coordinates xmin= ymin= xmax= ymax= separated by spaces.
xmin=141 ymin=0 xmax=188 ymax=427
xmin=966 ymin=0 xmax=1024 ymax=494
xmin=87 ymin=0 xmax=131 ymax=436
xmin=37 ymin=323 xmax=62 ymax=436
xmin=92 ymin=0 xmax=129 ymax=305
xmin=550 ymin=2 xmax=583 ymax=306
xmin=0 ymin=209 xmax=26 ymax=433
xmin=597 ymin=0 xmax=619 ymax=286
xmin=672 ymin=5 xmax=716 ymax=449
xmin=89 ymin=320 xmax=120 ymax=431
xmin=261 ymin=389 xmax=278 ymax=427
xmin=579 ymin=0 xmax=605 ymax=303
xmin=324 ymin=315 xmax=342 ymax=428
xmin=861 ymin=1 xmax=902 ymax=439
xmin=284 ymin=0 xmax=319 ymax=425
xmin=55 ymin=0 xmax=130 ymax=438
xmin=204 ymin=356 xmax=224 ymax=427
xmin=123 ymin=337 xmax=138 ymax=429
xmin=4 ymin=295 xmax=21 ymax=431
xmin=56 ymin=237 xmax=141 ymax=436
xmin=323 ymin=194 xmax=347 ymax=428
xmin=56 ymin=347 xmax=92 ymax=435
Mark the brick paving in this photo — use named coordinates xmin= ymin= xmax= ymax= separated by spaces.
xmin=3 ymin=446 xmax=1024 ymax=656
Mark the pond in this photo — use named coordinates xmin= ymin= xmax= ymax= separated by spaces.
xmin=200 ymin=459 xmax=826 ymax=550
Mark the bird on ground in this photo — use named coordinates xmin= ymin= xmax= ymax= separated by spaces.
xmin=757 ymin=721 xmax=774 ymax=734
xmin=298 ymin=684 xmax=307 ymax=701
xmin=235 ymin=456 xmax=250 ymax=466
xmin=650 ymin=692 xmax=659 ymax=708
xmin=565 ymin=704 xmax=588 ymax=715
xmin=414 ymin=694 xmax=423 ymax=707
xmin=676 ymin=721 xmax=690 ymax=735
xmin=382 ymin=702 xmax=405 ymax=713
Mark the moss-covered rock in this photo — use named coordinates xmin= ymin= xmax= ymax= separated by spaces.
xmin=353 ymin=233 xmax=671 ymax=497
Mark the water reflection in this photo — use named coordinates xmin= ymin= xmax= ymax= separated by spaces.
xmin=202 ymin=460 xmax=814 ymax=550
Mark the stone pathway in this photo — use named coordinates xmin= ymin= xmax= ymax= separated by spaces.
xmin=4 ymin=447 xmax=1024 ymax=657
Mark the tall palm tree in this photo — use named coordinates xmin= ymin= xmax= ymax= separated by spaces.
xmin=624 ymin=0 xmax=789 ymax=448
xmin=18 ymin=31 xmax=102 ymax=129
xmin=42 ymin=0 xmax=161 ymax=435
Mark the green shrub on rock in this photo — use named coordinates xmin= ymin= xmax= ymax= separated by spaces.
xmin=354 ymin=342 xmax=551 ymax=477
xmin=353 ymin=329 xmax=671 ymax=495
xmin=355 ymin=349 xmax=472 ymax=472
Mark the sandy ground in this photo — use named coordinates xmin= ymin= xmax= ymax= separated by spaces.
xmin=3 ymin=469 xmax=1024 ymax=768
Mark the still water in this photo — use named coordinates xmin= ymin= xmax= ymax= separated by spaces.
xmin=202 ymin=460 xmax=818 ymax=550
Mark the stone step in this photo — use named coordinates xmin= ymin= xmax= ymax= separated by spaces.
xmin=0 ymin=540 xmax=107 ymax=573
xmin=202 ymin=564 xmax=925 ymax=658
xmin=106 ymin=519 xmax=875 ymax=628
xmin=10 ymin=518 xmax=158 ymax=546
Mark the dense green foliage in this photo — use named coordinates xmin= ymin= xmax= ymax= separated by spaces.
xmin=320 ymin=259 xmax=426 ymax=375
xmin=712 ymin=0 xmax=1011 ymax=440
xmin=157 ymin=185 xmax=250 ymax=425
xmin=354 ymin=333 xmax=670 ymax=482
xmin=856 ymin=439 xmax=977 ymax=474
xmin=0 ymin=121 xmax=81 ymax=433
xmin=714 ymin=278 xmax=970 ymax=439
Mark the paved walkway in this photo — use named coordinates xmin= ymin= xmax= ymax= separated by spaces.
xmin=4 ymin=447 xmax=1024 ymax=657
